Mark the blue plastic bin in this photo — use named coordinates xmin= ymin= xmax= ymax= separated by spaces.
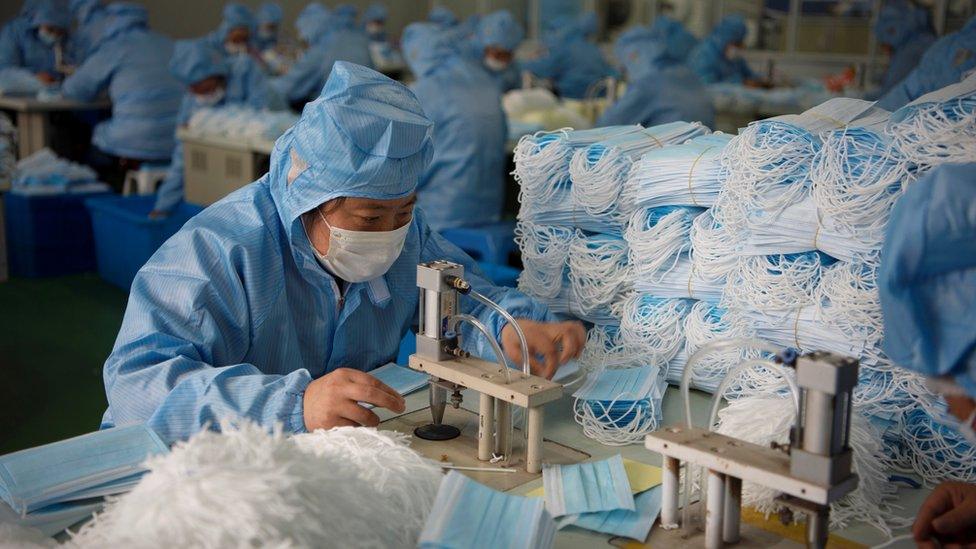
xmin=440 ymin=221 xmax=516 ymax=265
xmin=4 ymin=189 xmax=112 ymax=277
xmin=86 ymin=196 xmax=203 ymax=290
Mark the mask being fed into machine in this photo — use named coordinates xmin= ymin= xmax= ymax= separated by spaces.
xmin=311 ymin=205 xmax=410 ymax=283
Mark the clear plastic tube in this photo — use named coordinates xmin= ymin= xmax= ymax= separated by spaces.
xmin=469 ymin=289 xmax=530 ymax=377
xmin=449 ymin=313 xmax=514 ymax=463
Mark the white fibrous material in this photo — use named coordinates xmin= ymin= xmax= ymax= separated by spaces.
xmin=187 ymin=106 xmax=298 ymax=141
xmin=567 ymin=233 xmax=631 ymax=313
xmin=689 ymin=208 xmax=739 ymax=282
xmin=67 ymin=422 xmax=442 ymax=549
xmin=722 ymin=252 xmax=827 ymax=312
xmin=818 ymin=260 xmax=884 ymax=345
xmin=619 ymin=294 xmax=692 ymax=366
xmin=578 ymin=324 xmax=642 ymax=372
xmin=682 ymin=303 xmax=757 ymax=393
xmin=887 ymin=93 xmax=976 ymax=170
xmin=514 ymin=222 xmax=574 ymax=299
xmin=810 ymin=126 xmax=916 ymax=247
xmin=713 ymin=397 xmax=910 ymax=535
xmin=0 ymin=523 xmax=58 ymax=549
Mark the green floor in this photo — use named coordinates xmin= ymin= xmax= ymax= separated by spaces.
xmin=0 ymin=274 xmax=127 ymax=454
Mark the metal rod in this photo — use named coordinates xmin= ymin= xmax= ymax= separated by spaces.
xmin=526 ymin=406 xmax=544 ymax=474
xmin=808 ymin=508 xmax=830 ymax=549
xmin=706 ymin=470 xmax=726 ymax=549
xmin=661 ymin=457 xmax=681 ymax=528
xmin=478 ymin=393 xmax=495 ymax=461
xmin=723 ymin=476 xmax=742 ymax=543
xmin=423 ymin=289 xmax=440 ymax=339
xmin=429 ymin=384 xmax=446 ymax=425
xmin=495 ymin=401 xmax=511 ymax=457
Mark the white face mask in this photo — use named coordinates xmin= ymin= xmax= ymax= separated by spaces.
xmin=225 ymin=42 xmax=248 ymax=56
xmin=194 ymin=87 xmax=226 ymax=107
xmin=38 ymin=28 xmax=61 ymax=46
xmin=484 ymin=56 xmax=510 ymax=72
xmin=311 ymin=206 xmax=410 ymax=283
xmin=725 ymin=46 xmax=743 ymax=61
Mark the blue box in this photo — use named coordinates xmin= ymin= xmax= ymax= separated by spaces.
xmin=86 ymin=196 xmax=202 ymax=290
xmin=4 ymin=190 xmax=112 ymax=277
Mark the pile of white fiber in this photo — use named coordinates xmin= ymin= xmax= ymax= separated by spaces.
xmin=65 ymin=422 xmax=442 ymax=548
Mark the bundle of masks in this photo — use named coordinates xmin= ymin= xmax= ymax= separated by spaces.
xmin=886 ymin=73 xmax=976 ymax=171
xmin=11 ymin=148 xmax=107 ymax=195
xmin=187 ymin=106 xmax=298 ymax=142
xmin=623 ymin=133 xmax=732 ymax=209
xmin=572 ymin=366 xmax=667 ymax=446
xmin=0 ymin=424 xmax=168 ymax=536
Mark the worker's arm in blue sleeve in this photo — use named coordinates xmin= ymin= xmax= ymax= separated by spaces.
xmin=153 ymin=140 xmax=184 ymax=213
xmin=877 ymin=69 xmax=921 ymax=111
xmin=689 ymin=47 xmax=721 ymax=85
xmin=61 ymin=48 xmax=115 ymax=101
xmin=271 ymin=47 xmax=329 ymax=103
xmin=0 ymin=25 xmax=23 ymax=69
xmin=522 ymin=50 xmax=561 ymax=80
xmin=417 ymin=220 xmax=555 ymax=361
xmin=102 ymin=230 xmax=311 ymax=445
xmin=735 ymin=58 xmax=757 ymax=82
xmin=596 ymin=87 xmax=645 ymax=127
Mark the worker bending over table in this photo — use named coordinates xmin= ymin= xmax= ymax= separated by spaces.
xmin=100 ymin=62 xmax=585 ymax=446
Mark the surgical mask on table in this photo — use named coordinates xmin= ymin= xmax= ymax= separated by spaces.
xmin=37 ymin=29 xmax=61 ymax=46
xmin=193 ymin=87 xmax=226 ymax=108
xmin=419 ymin=471 xmax=556 ymax=549
xmin=484 ymin=56 xmax=510 ymax=72
xmin=312 ymin=207 xmax=410 ymax=283
xmin=0 ymin=424 xmax=168 ymax=515
xmin=542 ymin=454 xmax=635 ymax=517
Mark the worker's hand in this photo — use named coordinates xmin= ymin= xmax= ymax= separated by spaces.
xmin=913 ymin=481 xmax=976 ymax=548
xmin=302 ymin=367 xmax=406 ymax=431
xmin=36 ymin=71 xmax=58 ymax=85
xmin=500 ymin=319 xmax=586 ymax=380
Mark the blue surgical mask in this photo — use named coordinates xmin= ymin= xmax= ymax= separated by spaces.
xmin=419 ymin=471 xmax=556 ymax=549
xmin=0 ymin=424 xmax=168 ymax=515
xmin=542 ymin=454 xmax=634 ymax=517
xmin=361 ymin=363 xmax=428 ymax=408
xmin=558 ymin=485 xmax=663 ymax=541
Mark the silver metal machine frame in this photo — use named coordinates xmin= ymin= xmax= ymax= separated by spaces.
xmin=645 ymin=351 xmax=860 ymax=549
xmin=408 ymin=261 xmax=563 ymax=474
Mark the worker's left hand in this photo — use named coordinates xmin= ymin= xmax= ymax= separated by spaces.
xmin=36 ymin=72 xmax=58 ymax=85
xmin=913 ymin=480 xmax=976 ymax=548
xmin=500 ymin=319 xmax=586 ymax=380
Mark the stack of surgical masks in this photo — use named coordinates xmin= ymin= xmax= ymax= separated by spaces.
xmin=502 ymin=88 xmax=591 ymax=137
xmin=0 ymin=68 xmax=43 ymax=97
xmin=567 ymin=232 xmax=631 ymax=315
xmin=11 ymin=148 xmax=106 ymax=195
xmin=361 ymin=363 xmax=428 ymax=409
xmin=515 ymin=222 xmax=575 ymax=300
xmin=707 ymin=82 xmax=836 ymax=116
xmin=0 ymin=424 xmax=168 ymax=536
xmin=570 ymin=122 xmax=709 ymax=226
xmin=623 ymin=133 xmax=732 ymax=209
xmin=578 ymin=324 xmax=642 ymax=372
xmin=419 ymin=471 xmax=556 ymax=549
xmin=721 ymin=99 xmax=876 ymax=223
xmin=811 ymin=112 xmax=916 ymax=250
xmin=572 ymin=366 xmax=667 ymax=445
xmin=539 ymin=455 xmax=663 ymax=541
xmin=682 ymin=303 xmax=756 ymax=392
xmin=619 ymin=294 xmax=693 ymax=374
xmin=887 ymin=73 xmax=976 ymax=171
xmin=187 ymin=106 xmax=298 ymax=142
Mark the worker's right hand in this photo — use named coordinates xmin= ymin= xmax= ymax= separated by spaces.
xmin=913 ymin=480 xmax=976 ymax=548
xmin=302 ymin=367 xmax=406 ymax=431
xmin=36 ymin=72 xmax=58 ymax=85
